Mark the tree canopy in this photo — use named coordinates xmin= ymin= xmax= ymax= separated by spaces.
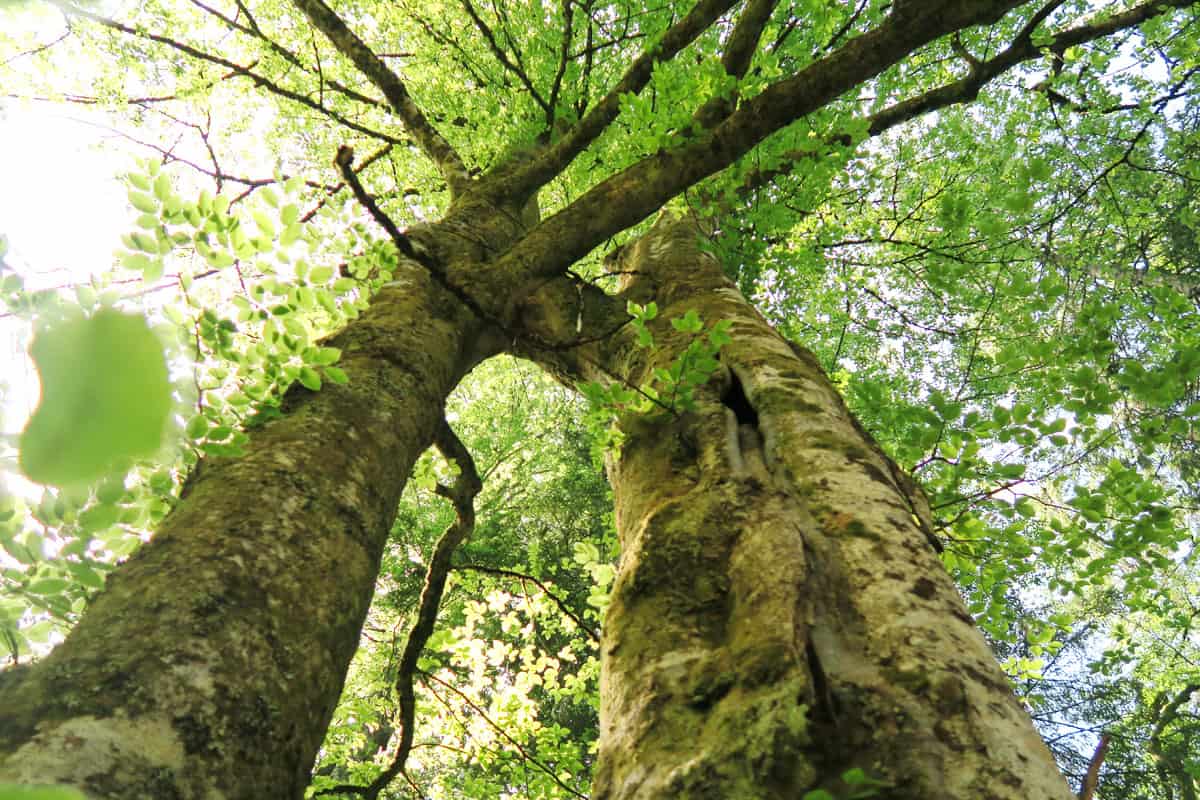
xmin=1 ymin=0 xmax=1199 ymax=797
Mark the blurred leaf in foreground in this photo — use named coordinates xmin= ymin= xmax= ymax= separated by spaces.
xmin=19 ymin=309 xmax=170 ymax=487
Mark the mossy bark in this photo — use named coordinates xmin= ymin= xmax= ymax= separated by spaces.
xmin=0 ymin=266 xmax=493 ymax=799
xmin=580 ymin=216 xmax=1074 ymax=800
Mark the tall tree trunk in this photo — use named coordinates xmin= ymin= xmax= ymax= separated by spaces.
xmin=0 ymin=267 xmax=492 ymax=798
xmin=555 ymin=215 xmax=1075 ymax=799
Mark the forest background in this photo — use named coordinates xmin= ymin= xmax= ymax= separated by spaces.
xmin=0 ymin=0 xmax=1198 ymax=798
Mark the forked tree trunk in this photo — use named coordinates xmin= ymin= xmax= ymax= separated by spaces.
xmin=0 ymin=267 xmax=493 ymax=798
xmin=2 ymin=207 xmax=1074 ymax=799
xmin=578 ymin=216 xmax=1074 ymax=799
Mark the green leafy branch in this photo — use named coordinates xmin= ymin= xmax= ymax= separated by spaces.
xmin=581 ymin=302 xmax=732 ymax=455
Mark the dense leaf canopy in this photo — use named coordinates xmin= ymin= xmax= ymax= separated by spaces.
xmin=1 ymin=0 xmax=1199 ymax=796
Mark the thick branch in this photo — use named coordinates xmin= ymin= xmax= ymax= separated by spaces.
xmin=731 ymin=0 xmax=1197 ymax=202
xmin=291 ymin=0 xmax=471 ymax=195
xmin=869 ymin=0 xmax=1198 ymax=135
xmin=546 ymin=0 xmax=577 ymax=127
xmin=1077 ymin=733 xmax=1110 ymax=800
xmin=490 ymin=0 xmax=1197 ymax=297
xmin=721 ymin=0 xmax=778 ymax=79
xmin=693 ymin=0 xmax=779 ymax=128
xmin=333 ymin=146 xmax=497 ymax=328
xmin=489 ymin=0 xmax=1028 ymax=289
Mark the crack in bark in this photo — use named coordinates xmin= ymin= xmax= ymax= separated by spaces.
xmin=805 ymin=634 xmax=840 ymax=726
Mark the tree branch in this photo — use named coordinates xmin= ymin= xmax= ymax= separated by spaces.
xmin=460 ymin=0 xmax=550 ymax=115
xmin=489 ymin=0 xmax=1197 ymax=298
xmin=693 ymin=0 xmax=779 ymax=128
xmin=486 ymin=0 xmax=740 ymax=201
xmin=454 ymin=563 xmax=600 ymax=642
xmin=546 ymin=0 xmax=577 ymax=128
xmin=420 ymin=670 xmax=589 ymax=800
xmin=43 ymin=0 xmax=409 ymax=146
xmin=184 ymin=0 xmax=391 ymax=111
xmin=1077 ymin=732 xmax=1110 ymax=800
xmin=867 ymin=0 xmax=1196 ymax=136
xmin=361 ymin=421 xmax=481 ymax=800
xmin=726 ymin=0 xmax=1197 ymax=204
xmin=291 ymin=0 xmax=471 ymax=196
xmin=333 ymin=146 xmax=502 ymax=332
xmin=488 ymin=0 xmax=1028 ymax=289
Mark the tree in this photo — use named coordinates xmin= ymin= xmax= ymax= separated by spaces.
xmin=0 ymin=0 xmax=1198 ymax=798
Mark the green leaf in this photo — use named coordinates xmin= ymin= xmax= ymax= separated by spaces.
xmin=207 ymin=426 xmax=232 ymax=442
xmin=130 ymin=233 xmax=158 ymax=253
xmin=204 ymin=251 xmax=236 ymax=269
xmin=842 ymin=768 xmax=868 ymax=785
xmin=143 ymin=258 xmax=164 ymax=284
xmin=280 ymin=223 xmax=302 ymax=247
xmin=671 ymin=309 xmax=703 ymax=333
xmin=309 ymin=347 xmax=341 ymax=365
xmin=323 ymin=366 xmax=349 ymax=385
xmin=128 ymin=192 xmax=158 ymax=214
xmin=253 ymin=210 xmax=276 ymax=238
xmin=19 ymin=310 xmax=172 ymax=487
xmin=185 ymin=415 xmax=209 ymax=440
xmin=74 ymin=285 xmax=97 ymax=307
xmin=153 ymin=172 xmax=171 ymax=202
xmin=79 ymin=503 xmax=120 ymax=532
xmin=26 ymin=578 xmax=70 ymax=595
xmin=298 ymin=366 xmax=322 ymax=391
xmin=66 ymin=562 xmax=105 ymax=589
xmin=708 ymin=319 xmax=733 ymax=347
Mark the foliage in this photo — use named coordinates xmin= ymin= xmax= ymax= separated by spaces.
xmin=581 ymin=303 xmax=732 ymax=455
xmin=1 ymin=0 xmax=1199 ymax=795
xmin=311 ymin=358 xmax=608 ymax=797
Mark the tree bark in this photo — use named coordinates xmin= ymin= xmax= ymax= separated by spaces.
xmin=0 ymin=205 xmax=1079 ymax=799
xmin=548 ymin=215 xmax=1075 ymax=799
xmin=0 ymin=266 xmax=493 ymax=798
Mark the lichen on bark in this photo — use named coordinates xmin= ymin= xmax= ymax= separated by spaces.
xmin=567 ymin=214 xmax=1075 ymax=800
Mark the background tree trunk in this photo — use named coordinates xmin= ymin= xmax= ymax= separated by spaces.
xmin=0 ymin=268 xmax=490 ymax=799
xmin=582 ymin=216 xmax=1074 ymax=799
